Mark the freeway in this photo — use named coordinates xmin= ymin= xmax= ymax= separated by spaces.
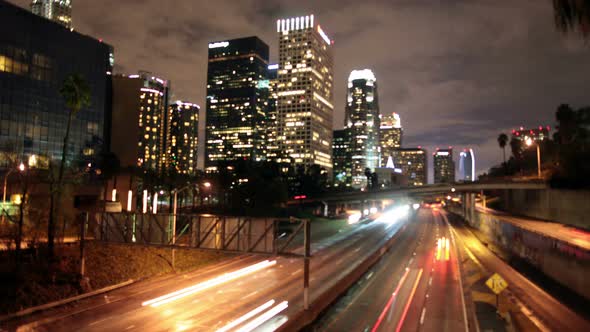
xmin=444 ymin=209 xmax=590 ymax=331
xmin=315 ymin=208 xmax=468 ymax=332
xmin=1 ymin=207 xmax=410 ymax=332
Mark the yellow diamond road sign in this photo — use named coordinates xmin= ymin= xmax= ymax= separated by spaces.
xmin=486 ymin=273 xmax=508 ymax=295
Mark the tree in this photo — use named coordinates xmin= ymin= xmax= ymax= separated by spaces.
xmin=364 ymin=168 xmax=372 ymax=190
xmin=553 ymin=0 xmax=590 ymax=38
xmin=47 ymin=74 xmax=91 ymax=257
xmin=509 ymin=137 xmax=522 ymax=160
xmin=497 ymin=133 xmax=508 ymax=170
xmin=555 ymin=104 xmax=577 ymax=144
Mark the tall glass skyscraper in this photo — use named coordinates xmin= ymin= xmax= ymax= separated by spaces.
xmin=345 ymin=69 xmax=380 ymax=187
xmin=166 ymin=101 xmax=199 ymax=176
xmin=434 ymin=148 xmax=455 ymax=184
xmin=0 ymin=1 xmax=111 ymax=166
xmin=205 ymin=36 xmax=269 ymax=172
xmin=459 ymin=148 xmax=475 ymax=182
xmin=30 ymin=0 xmax=72 ymax=28
xmin=276 ymin=15 xmax=334 ymax=172
xmin=379 ymin=112 xmax=402 ymax=167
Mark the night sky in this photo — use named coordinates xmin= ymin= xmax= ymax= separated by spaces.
xmin=10 ymin=0 xmax=590 ymax=180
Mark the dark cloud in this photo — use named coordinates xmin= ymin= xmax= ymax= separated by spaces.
xmin=9 ymin=0 xmax=590 ymax=179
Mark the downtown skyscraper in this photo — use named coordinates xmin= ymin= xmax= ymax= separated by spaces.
xmin=434 ymin=148 xmax=455 ymax=184
xmin=166 ymin=101 xmax=199 ymax=176
xmin=379 ymin=112 xmax=403 ymax=167
xmin=111 ymin=72 xmax=169 ymax=172
xmin=205 ymin=37 xmax=269 ymax=172
xmin=30 ymin=0 xmax=72 ymax=28
xmin=276 ymin=15 xmax=334 ymax=172
xmin=345 ymin=69 xmax=380 ymax=188
xmin=459 ymin=148 xmax=475 ymax=182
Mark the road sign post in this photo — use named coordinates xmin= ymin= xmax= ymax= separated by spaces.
xmin=485 ymin=273 xmax=508 ymax=312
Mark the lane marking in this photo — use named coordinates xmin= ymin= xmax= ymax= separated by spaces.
xmin=395 ymin=268 xmax=424 ymax=332
xmin=244 ymin=290 xmax=259 ymax=299
xmin=370 ymin=268 xmax=411 ymax=332
xmin=441 ymin=211 xmax=470 ymax=332
xmin=291 ymin=268 xmax=302 ymax=276
xmin=420 ymin=307 xmax=427 ymax=325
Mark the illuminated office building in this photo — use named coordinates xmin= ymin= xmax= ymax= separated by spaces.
xmin=31 ymin=0 xmax=72 ymax=28
xmin=434 ymin=148 xmax=455 ymax=184
xmin=111 ymin=72 xmax=169 ymax=172
xmin=264 ymin=63 xmax=281 ymax=161
xmin=205 ymin=36 xmax=269 ymax=172
xmin=459 ymin=148 xmax=475 ymax=182
xmin=0 ymin=1 xmax=111 ymax=166
xmin=379 ymin=112 xmax=402 ymax=166
xmin=345 ymin=69 xmax=380 ymax=188
xmin=167 ymin=101 xmax=199 ymax=176
xmin=276 ymin=15 xmax=334 ymax=172
xmin=332 ymin=128 xmax=352 ymax=187
xmin=392 ymin=148 xmax=427 ymax=186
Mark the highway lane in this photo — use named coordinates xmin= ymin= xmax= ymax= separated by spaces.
xmin=443 ymin=209 xmax=590 ymax=331
xmin=317 ymin=208 xmax=467 ymax=332
xmin=3 ymin=209 xmax=411 ymax=332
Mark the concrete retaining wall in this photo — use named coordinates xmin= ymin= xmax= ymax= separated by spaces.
xmin=498 ymin=189 xmax=590 ymax=230
xmin=448 ymin=204 xmax=590 ymax=301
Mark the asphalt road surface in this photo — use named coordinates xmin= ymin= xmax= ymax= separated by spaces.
xmin=2 ymin=209 xmax=409 ymax=332
xmin=316 ymin=208 xmax=467 ymax=332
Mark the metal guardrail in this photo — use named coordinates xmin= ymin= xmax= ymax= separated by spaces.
xmin=96 ymin=213 xmax=281 ymax=254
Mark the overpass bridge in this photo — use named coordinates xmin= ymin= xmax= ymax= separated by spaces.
xmin=288 ymin=181 xmax=549 ymax=217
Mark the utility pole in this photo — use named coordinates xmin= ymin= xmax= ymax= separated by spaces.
xmin=303 ymin=218 xmax=310 ymax=310
xmin=172 ymin=189 xmax=178 ymax=270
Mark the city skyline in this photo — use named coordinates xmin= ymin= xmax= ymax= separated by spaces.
xmin=8 ymin=0 xmax=590 ymax=177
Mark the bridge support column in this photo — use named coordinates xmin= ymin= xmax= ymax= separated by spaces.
xmin=469 ymin=193 xmax=476 ymax=224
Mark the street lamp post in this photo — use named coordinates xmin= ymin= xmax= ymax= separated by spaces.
xmin=525 ymin=137 xmax=542 ymax=179
xmin=2 ymin=163 xmax=25 ymax=223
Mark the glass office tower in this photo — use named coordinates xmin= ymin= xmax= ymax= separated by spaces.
xmin=205 ymin=36 xmax=269 ymax=172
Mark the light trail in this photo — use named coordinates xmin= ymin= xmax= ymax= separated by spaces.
xmin=142 ymin=260 xmax=277 ymax=307
xmin=216 ymin=300 xmax=276 ymax=332
xmin=395 ymin=268 xmax=423 ymax=332
xmin=235 ymin=301 xmax=289 ymax=332
xmin=370 ymin=268 xmax=411 ymax=332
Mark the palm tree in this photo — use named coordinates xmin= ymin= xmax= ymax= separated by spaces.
xmin=553 ymin=0 xmax=590 ymax=38
xmin=497 ymin=133 xmax=508 ymax=165
xmin=48 ymin=74 xmax=91 ymax=257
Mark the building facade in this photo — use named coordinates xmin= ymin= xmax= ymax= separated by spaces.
xmin=459 ymin=148 xmax=475 ymax=182
xmin=111 ymin=72 xmax=169 ymax=172
xmin=276 ymin=15 xmax=334 ymax=172
xmin=345 ymin=69 xmax=380 ymax=188
xmin=30 ymin=0 xmax=72 ymax=28
xmin=379 ymin=112 xmax=402 ymax=167
xmin=0 ymin=1 xmax=111 ymax=166
xmin=332 ymin=128 xmax=352 ymax=188
xmin=167 ymin=101 xmax=199 ymax=176
xmin=433 ymin=148 xmax=455 ymax=184
xmin=205 ymin=36 xmax=269 ymax=172
xmin=264 ymin=63 xmax=281 ymax=162
xmin=392 ymin=148 xmax=427 ymax=186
